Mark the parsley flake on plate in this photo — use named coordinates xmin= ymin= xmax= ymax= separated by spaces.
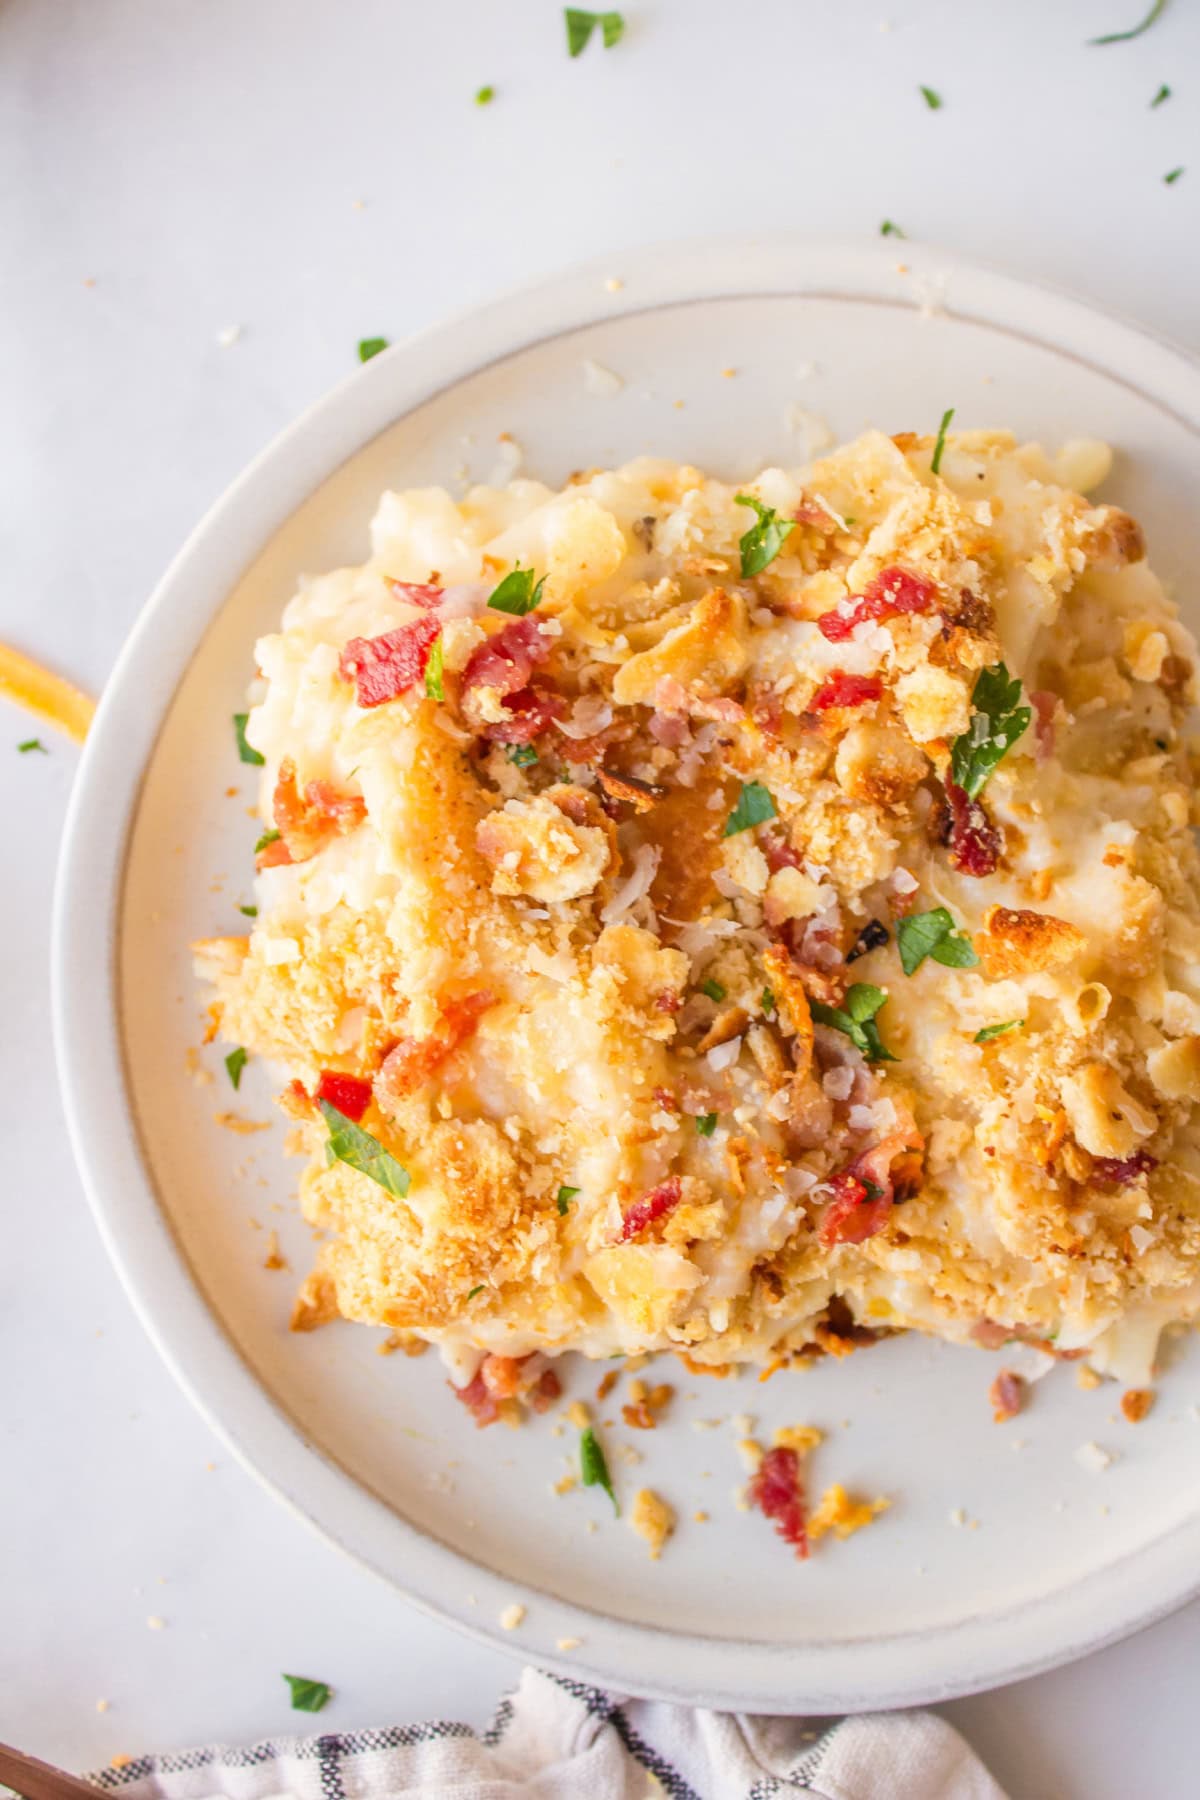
xmin=488 ymin=564 xmax=545 ymax=614
xmin=557 ymin=1184 xmax=580 ymax=1215
xmin=1089 ymin=0 xmax=1166 ymax=45
xmin=950 ymin=662 xmax=1032 ymax=799
xmin=1165 ymin=166 xmax=1185 ymax=184
xmin=700 ymin=977 xmax=726 ymax=1002
xmin=233 ymin=712 xmax=264 ymax=765
xmin=357 ymin=337 xmax=389 ymax=363
xmin=1151 ymin=82 xmax=1171 ymax=105
xmin=897 ymin=908 xmax=979 ymax=976
xmin=931 ymin=406 xmax=954 ymax=475
xmin=724 ymin=780 xmax=776 ymax=837
xmin=423 ymin=633 xmax=445 ymax=701
xmin=696 ymin=1112 xmax=718 ymax=1137
xmin=919 ymin=84 xmax=943 ymax=110
xmin=318 ymin=1099 xmax=410 ymax=1198
xmin=254 ymin=827 xmax=280 ymax=854
xmin=975 ymin=1019 xmax=1023 ymax=1044
xmin=580 ymin=1425 xmax=619 ymax=1513
xmin=565 ymin=8 xmax=625 ymax=55
xmin=811 ymin=983 xmax=897 ymax=1064
xmin=18 ymin=737 xmax=47 ymax=753
xmin=880 ymin=219 xmax=906 ymax=238
xmin=283 ymin=1674 xmax=331 ymax=1713
xmin=475 ymin=84 xmax=495 ymax=105
xmin=237 ymin=903 xmax=258 ymax=918
xmin=733 ymin=493 xmax=795 ymax=576
xmin=506 ymin=743 xmax=538 ymax=766
xmin=224 ymin=1046 xmax=248 ymax=1089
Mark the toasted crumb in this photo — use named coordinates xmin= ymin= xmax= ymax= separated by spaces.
xmin=693 ymin=1509 xmax=710 ymax=1523
xmin=146 ymin=1615 xmax=165 ymax=1631
xmin=773 ymin=1424 xmax=823 ymax=1455
xmin=556 ymin=1635 xmax=582 ymax=1651
xmin=808 ymin=1484 xmax=890 ymax=1543
xmin=595 ymin=1369 xmax=619 ymax=1400
xmin=1075 ymin=1440 xmax=1116 ymax=1473
xmin=566 ymin=1400 xmax=591 ymax=1430
xmin=216 ymin=325 xmax=241 ymax=348
xmin=110 ymin=1755 xmax=133 ymax=1771
xmin=949 ymin=1507 xmax=967 ymax=1527
xmin=736 ymin=1437 xmax=764 ymax=1471
xmin=1076 ymin=1364 xmax=1103 ymax=1391
xmin=989 ymin=1368 xmax=1026 ymax=1423
xmin=499 ymin=1602 xmax=526 ymax=1631
xmin=1121 ymin=1387 xmax=1155 ymax=1423
xmin=213 ymin=1111 xmax=270 ymax=1134
xmin=630 ymin=1487 xmax=675 ymax=1559
xmin=96 ymin=1699 xmax=110 ymax=1714
xmin=263 ymin=1230 xmax=287 ymax=1271
xmin=721 ymin=367 xmax=737 ymax=379
xmin=605 ymin=276 xmax=624 ymax=292
xmin=553 ymin=1472 xmax=578 ymax=1496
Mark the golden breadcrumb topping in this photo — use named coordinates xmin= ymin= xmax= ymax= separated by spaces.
xmin=195 ymin=428 xmax=1200 ymax=1394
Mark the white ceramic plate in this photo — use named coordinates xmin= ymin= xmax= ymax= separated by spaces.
xmin=54 ymin=238 xmax=1200 ymax=1713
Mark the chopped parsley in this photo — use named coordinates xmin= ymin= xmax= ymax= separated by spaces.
xmin=487 ymin=563 xmax=545 ymax=614
xmin=475 ymin=84 xmax=495 ymax=105
xmin=357 ymin=337 xmax=389 ymax=362
xmin=880 ymin=219 xmax=906 ymax=238
xmin=975 ymin=1019 xmax=1022 ymax=1043
xmin=254 ymin=827 xmax=281 ymax=854
xmin=580 ymin=1425 xmax=619 ymax=1513
xmin=696 ymin=1111 xmax=718 ymax=1137
xmin=233 ymin=712 xmax=264 ymax=765
xmin=896 ymin=908 xmax=979 ymax=976
xmin=506 ymin=743 xmax=538 ymax=766
xmin=423 ymin=633 xmax=445 ymax=701
xmin=557 ymin=1184 xmax=581 ymax=1215
xmin=724 ymin=780 xmax=776 ymax=837
xmin=1151 ymin=82 xmax=1171 ymax=105
xmin=466 ymin=1284 xmax=484 ymax=1299
xmin=810 ymin=983 xmax=897 ymax=1064
xmin=282 ymin=1674 xmax=331 ymax=1713
xmin=949 ymin=662 xmax=1032 ymax=799
xmin=1165 ymin=166 xmax=1185 ymax=184
xmin=1089 ymin=0 xmax=1166 ymax=45
xmin=919 ymin=84 xmax=943 ymax=110
xmin=761 ymin=987 xmax=776 ymax=1017
xmin=318 ymin=1099 xmax=410 ymax=1198
xmin=565 ymin=8 xmax=625 ymax=55
xmin=18 ymin=737 xmax=47 ymax=753
xmin=733 ymin=493 xmax=795 ymax=576
xmin=931 ymin=406 xmax=954 ymax=475
xmin=224 ymin=1046 xmax=248 ymax=1089
xmin=700 ymin=977 xmax=726 ymax=1003
xmin=237 ymin=903 xmax=258 ymax=918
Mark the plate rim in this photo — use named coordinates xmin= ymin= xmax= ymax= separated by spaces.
xmin=52 ymin=234 xmax=1200 ymax=1712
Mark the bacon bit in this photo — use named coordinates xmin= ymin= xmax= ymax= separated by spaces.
xmin=289 ymin=1269 xmax=338 ymax=1333
xmin=314 ymin=1070 xmax=372 ymax=1122
xmin=972 ymin=1318 xmax=1013 ymax=1350
xmin=653 ymin=1085 xmax=679 ymax=1112
xmin=819 ymin=1171 xmax=891 ymax=1247
xmin=622 ymin=1381 xmax=673 ymax=1429
xmin=453 ymin=1369 xmax=500 ymax=1427
xmin=761 ymin=828 xmax=803 ymax=873
xmin=462 ymin=614 xmax=551 ymax=700
xmin=944 ymin=779 xmax=1001 ymax=877
xmin=793 ymin=497 xmax=837 ymax=529
xmin=378 ymin=991 xmax=494 ymax=1101
xmin=480 ymin=685 xmax=565 ymax=745
xmin=1093 ymin=1149 xmax=1157 ymax=1185
xmin=746 ymin=1445 xmax=808 ymax=1559
xmin=279 ymin=1077 xmax=313 ymax=1119
xmin=653 ymin=990 xmax=683 ymax=1015
xmin=647 ymin=707 xmax=691 ymax=748
xmin=1121 ymin=1387 xmax=1155 ymax=1423
xmin=758 ymin=1357 xmax=787 ymax=1383
xmin=595 ymin=1369 xmax=619 ymax=1401
xmin=386 ymin=579 xmax=445 ymax=609
xmin=618 ymin=1175 xmax=682 ymax=1242
xmin=339 ymin=615 xmax=441 ymax=707
xmin=989 ymin=1368 xmax=1025 ymax=1423
xmin=748 ymin=682 xmax=785 ymax=737
xmin=1031 ymin=689 xmax=1058 ymax=761
xmin=268 ymin=757 xmax=367 ymax=865
xmin=530 ymin=1368 xmax=562 ymax=1413
xmin=596 ymin=766 xmax=662 ymax=811
xmin=809 ymin=671 xmax=884 ymax=712
xmin=817 ymin=565 xmax=938 ymax=642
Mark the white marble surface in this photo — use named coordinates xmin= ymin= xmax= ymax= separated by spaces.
xmin=3 ymin=1 xmax=1199 ymax=1793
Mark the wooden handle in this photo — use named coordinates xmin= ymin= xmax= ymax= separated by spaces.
xmin=0 ymin=1744 xmax=109 ymax=1800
